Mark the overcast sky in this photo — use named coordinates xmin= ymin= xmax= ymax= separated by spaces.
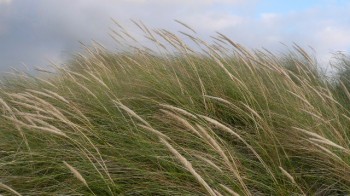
xmin=0 ymin=0 xmax=349 ymax=73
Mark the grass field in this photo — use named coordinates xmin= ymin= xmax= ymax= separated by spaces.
xmin=1 ymin=23 xmax=350 ymax=195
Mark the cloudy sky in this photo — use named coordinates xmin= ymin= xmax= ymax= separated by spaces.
xmin=0 ymin=0 xmax=349 ymax=73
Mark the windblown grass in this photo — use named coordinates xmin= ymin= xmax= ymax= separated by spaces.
xmin=1 ymin=21 xmax=350 ymax=195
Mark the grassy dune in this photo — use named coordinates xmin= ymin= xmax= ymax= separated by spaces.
xmin=1 ymin=23 xmax=350 ymax=195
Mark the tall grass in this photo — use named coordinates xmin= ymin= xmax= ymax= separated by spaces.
xmin=1 ymin=21 xmax=350 ymax=195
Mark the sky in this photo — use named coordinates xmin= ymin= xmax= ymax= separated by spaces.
xmin=0 ymin=0 xmax=350 ymax=73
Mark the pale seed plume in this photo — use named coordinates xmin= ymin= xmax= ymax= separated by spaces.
xmin=0 ymin=182 xmax=22 ymax=196
xmin=63 ymin=161 xmax=88 ymax=187
xmin=159 ymin=138 xmax=217 ymax=196
xmin=219 ymin=184 xmax=240 ymax=196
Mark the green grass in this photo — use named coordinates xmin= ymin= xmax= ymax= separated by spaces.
xmin=1 ymin=23 xmax=350 ymax=195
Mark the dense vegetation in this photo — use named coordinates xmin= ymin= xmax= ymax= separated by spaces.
xmin=1 ymin=23 xmax=350 ymax=195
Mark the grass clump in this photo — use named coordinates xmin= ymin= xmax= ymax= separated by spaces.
xmin=1 ymin=22 xmax=350 ymax=195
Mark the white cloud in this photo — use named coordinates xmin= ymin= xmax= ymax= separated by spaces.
xmin=0 ymin=0 xmax=11 ymax=5
xmin=260 ymin=13 xmax=279 ymax=26
xmin=118 ymin=0 xmax=249 ymax=5
xmin=316 ymin=26 xmax=350 ymax=47
xmin=185 ymin=13 xmax=245 ymax=31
